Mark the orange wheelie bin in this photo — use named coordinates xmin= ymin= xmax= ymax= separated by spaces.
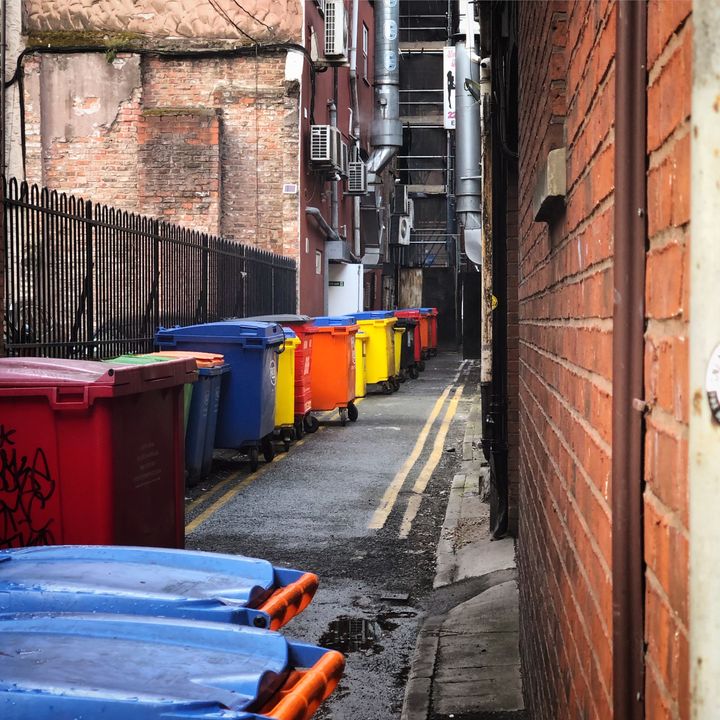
xmin=427 ymin=307 xmax=439 ymax=356
xmin=417 ymin=308 xmax=432 ymax=360
xmin=308 ymin=316 xmax=359 ymax=426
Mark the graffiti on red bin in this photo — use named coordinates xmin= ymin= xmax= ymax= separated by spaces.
xmin=0 ymin=424 xmax=56 ymax=548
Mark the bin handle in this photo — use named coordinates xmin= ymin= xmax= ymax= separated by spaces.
xmin=258 ymin=650 xmax=345 ymax=720
xmin=258 ymin=572 xmax=319 ymax=631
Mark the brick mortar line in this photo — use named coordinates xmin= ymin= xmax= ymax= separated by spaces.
xmin=644 ymin=651 xmax=682 ymax=719
xmin=565 ymin=129 xmax=615 ymax=211
xmin=521 ymin=356 xmax=613 ymax=460
xmin=566 ymin=56 xmax=615 ymax=157
xmin=519 ymin=317 xmax=613 ymax=332
xmin=645 ymin=404 xmax=689 ymax=440
xmin=646 ymin=318 xmax=689 ymax=338
xmin=520 ymin=335 xmax=613 ymax=395
xmin=565 ymin=4 xmax=615 ymax=119
xmin=648 ymin=119 xmax=691 ymax=169
xmin=519 ymin=372 xmax=613 ymax=552
xmin=645 ymin=567 xmax=689 ymax=639
xmin=519 ymin=388 xmax=614 ymax=591
xmin=518 ymin=420 xmax=612 ymax=712
xmin=519 ymin=461 xmax=589 ymax=714
xmin=647 ymin=224 xmax=689 ymax=251
xmin=518 ymin=194 xmax=614 ymax=289
xmin=517 ymin=256 xmax=613 ymax=307
xmin=647 ymin=15 xmax=692 ymax=87
xmin=644 ymin=486 xmax=690 ymax=539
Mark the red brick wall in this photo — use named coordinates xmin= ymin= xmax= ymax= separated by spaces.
xmin=23 ymin=53 xmax=300 ymax=257
xmin=517 ymin=1 xmax=692 ymax=718
xmin=517 ymin=1 xmax=614 ymax=717
xmin=643 ymin=2 xmax=691 ymax=718
xmin=138 ymin=109 xmax=221 ymax=233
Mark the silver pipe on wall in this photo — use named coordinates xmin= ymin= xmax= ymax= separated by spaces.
xmin=367 ymin=0 xmax=402 ymax=177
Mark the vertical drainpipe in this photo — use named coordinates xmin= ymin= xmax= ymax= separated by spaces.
xmin=690 ymin=1 xmax=720 ymax=716
xmin=349 ymin=0 xmax=362 ymax=258
xmin=0 ymin=0 xmax=5 ymax=356
xmin=611 ymin=2 xmax=647 ymax=718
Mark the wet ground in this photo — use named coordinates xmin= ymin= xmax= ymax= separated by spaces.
xmin=184 ymin=352 xmax=478 ymax=719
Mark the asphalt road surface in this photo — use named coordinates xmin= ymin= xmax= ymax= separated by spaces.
xmin=185 ymin=352 xmax=478 ymax=720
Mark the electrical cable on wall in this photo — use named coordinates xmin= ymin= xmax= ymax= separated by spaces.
xmin=3 ymin=41 xmax=318 ymax=172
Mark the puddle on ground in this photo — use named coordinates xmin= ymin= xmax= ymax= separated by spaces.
xmin=319 ymin=617 xmax=385 ymax=654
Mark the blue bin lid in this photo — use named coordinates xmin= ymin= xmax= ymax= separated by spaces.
xmin=312 ymin=315 xmax=356 ymax=327
xmin=156 ymin=321 xmax=285 ymax=348
xmin=281 ymin=327 xmax=298 ymax=340
xmin=0 ymin=613 xmax=332 ymax=720
xmin=0 ymin=545 xmax=308 ymax=630
xmin=351 ymin=311 xmax=396 ymax=320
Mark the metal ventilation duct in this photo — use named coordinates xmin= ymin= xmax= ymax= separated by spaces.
xmin=454 ymin=41 xmax=482 ymax=232
xmin=367 ymin=0 xmax=402 ymax=177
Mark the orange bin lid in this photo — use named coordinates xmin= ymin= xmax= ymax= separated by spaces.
xmin=142 ymin=350 xmax=225 ymax=368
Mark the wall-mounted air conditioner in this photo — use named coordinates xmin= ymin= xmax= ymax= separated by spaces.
xmin=324 ymin=0 xmax=349 ymax=62
xmin=310 ymin=125 xmax=338 ymax=167
xmin=389 ymin=214 xmax=412 ymax=245
xmin=392 ymin=185 xmax=409 ymax=215
xmin=347 ymin=161 xmax=368 ymax=194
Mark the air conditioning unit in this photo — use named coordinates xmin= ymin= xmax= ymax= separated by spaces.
xmin=389 ymin=214 xmax=412 ymax=245
xmin=392 ymin=185 xmax=409 ymax=215
xmin=310 ymin=125 xmax=338 ymax=167
xmin=324 ymin=0 xmax=348 ymax=62
xmin=406 ymin=198 xmax=415 ymax=229
xmin=347 ymin=161 xmax=368 ymax=194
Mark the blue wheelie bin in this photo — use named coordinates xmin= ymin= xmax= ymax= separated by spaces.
xmin=156 ymin=321 xmax=285 ymax=471
xmin=0 ymin=613 xmax=345 ymax=720
xmin=0 ymin=545 xmax=319 ymax=631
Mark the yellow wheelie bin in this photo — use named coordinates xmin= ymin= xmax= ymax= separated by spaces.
xmin=275 ymin=327 xmax=301 ymax=450
xmin=355 ymin=330 xmax=369 ymax=398
xmin=350 ymin=311 xmax=398 ymax=394
xmin=393 ymin=326 xmax=406 ymax=383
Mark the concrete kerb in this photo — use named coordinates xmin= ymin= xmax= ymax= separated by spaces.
xmin=402 ymin=385 xmax=524 ymax=720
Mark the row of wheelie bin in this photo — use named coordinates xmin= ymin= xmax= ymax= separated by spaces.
xmin=0 ymin=544 xmax=345 ymax=719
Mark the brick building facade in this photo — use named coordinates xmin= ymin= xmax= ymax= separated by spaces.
xmin=13 ymin=0 xmax=376 ymax=316
xmin=508 ymin=1 xmax=692 ymax=717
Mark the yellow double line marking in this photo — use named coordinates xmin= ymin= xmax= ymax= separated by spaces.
xmin=367 ymin=383 xmax=463 ymax=531
xmin=398 ymin=385 xmax=464 ymax=538
xmin=185 ymin=398 xmax=364 ymax=535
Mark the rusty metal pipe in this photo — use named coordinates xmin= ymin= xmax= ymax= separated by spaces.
xmin=611 ymin=2 xmax=647 ymax=718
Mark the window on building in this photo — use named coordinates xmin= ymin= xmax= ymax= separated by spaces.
xmin=316 ymin=250 xmax=323 ymax=274
xmin=362 ymin=24 xmax=369 ymax=81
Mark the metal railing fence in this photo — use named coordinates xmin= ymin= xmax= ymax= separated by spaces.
xmin=3 ymin=178 xmax=297 ymax=359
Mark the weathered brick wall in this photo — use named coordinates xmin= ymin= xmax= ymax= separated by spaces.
xmin=25 ymin=0 xmax=302 ymax=44
xmin=138 ymin=109 xmax=221 ymax=233
xmin=643 ymin=2 xmax=691 ymax=717
xmin=506 ymin=171 xmax=519 ymax=534
xmin=23 ymin=53 xmax=300 ymax=257
xmin=517 ymin=1 xmax=614 ymax=717
xmin=517 ymin=1 xmax=692 ymax=718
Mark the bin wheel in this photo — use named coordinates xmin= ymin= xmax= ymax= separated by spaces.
xmin=399 ymin=370 xmax=407 ymax=384
xmin=382 ymin=381 xmax=393 ymax=395
xmin=390 ymin=377 xmax=400 ymax=392
xmin=418 ymin=360 xmax=426 ymax=372
xmin=430 ymin=348 xmax=437 ymax=357
xmin=304 ymin=413 xmax=320 ymax=434
xmin=249 ymin=447 xmax=259 ymax=472
xmin=261 ymin=436 xmax=275 ymax=463
xmin=339 ymin=407 xmax=348 ymax=426
xmin=284 ymin=439 xmax=291 ymax=452
xmin=294 ymin=419 xmax=305 ymax=440
xmin=348 ymin=401 xmax=359 ymax=422
xmin=409 ymin=365 xmax=420 ymax=380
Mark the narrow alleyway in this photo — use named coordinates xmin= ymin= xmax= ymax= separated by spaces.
xmin=184 ymin=354 xmax=476 ymax=719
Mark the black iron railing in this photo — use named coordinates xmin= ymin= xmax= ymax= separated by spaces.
xmin=3 ymin=178 xmax=297 ymax=358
